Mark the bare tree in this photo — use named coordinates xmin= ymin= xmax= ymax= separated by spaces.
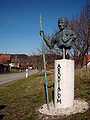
xmin=69 ymin=2 xmax=90 ymax=67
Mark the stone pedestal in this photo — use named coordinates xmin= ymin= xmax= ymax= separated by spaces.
xmin=54 ymin=59 xmax=74 ymax=108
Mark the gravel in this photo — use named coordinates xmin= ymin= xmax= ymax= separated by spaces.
xmin=39 ymin=99 xmax=89 ymax=116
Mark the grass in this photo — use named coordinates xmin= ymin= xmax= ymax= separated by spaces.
xmin=74 ymin=68 xmax=90 ymax=100
xmin=0 ymin=68 xmax=90 ymax=120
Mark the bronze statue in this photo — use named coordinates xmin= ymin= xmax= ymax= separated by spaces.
xmin=40 ymin=17 xmax=76 ymax=58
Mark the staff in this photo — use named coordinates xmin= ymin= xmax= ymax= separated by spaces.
xmin=40 ymin=14 xmax=49 ymax=110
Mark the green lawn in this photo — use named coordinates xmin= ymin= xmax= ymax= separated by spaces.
xmin=0 ymin=69 xmax=90 ymax=120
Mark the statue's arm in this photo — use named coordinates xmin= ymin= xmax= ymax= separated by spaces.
xmin=72 ymin=31 xmax=76 ymax=40
xmin=63 ymin=30 xmax=76 ymax=43
xmin=43 ymin=34 xmax=52 ymax=49
xmin=40 ymin=31 xmax=56 ymax=49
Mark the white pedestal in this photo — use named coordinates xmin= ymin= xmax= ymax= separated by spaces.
xmin=54 ymin=59 xmax=74 ymax=108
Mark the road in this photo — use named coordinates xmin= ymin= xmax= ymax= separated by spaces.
xmin=0 ymin=70 xmax=37 ymax=85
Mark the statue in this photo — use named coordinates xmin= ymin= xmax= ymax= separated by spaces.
xmin=40 ymin=17 xmax=76 ymax=58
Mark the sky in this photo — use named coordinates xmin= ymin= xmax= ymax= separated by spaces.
xmin=0 ymin=0 xmax=87 ymax=55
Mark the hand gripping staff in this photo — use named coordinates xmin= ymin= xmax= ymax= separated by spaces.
xmin=40 ymin=14 xmax=49 ymax=110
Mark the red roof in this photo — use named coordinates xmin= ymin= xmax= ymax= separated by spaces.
xmin=0 ymin=54 xmax=11 ymax=63
xmin=84 ymin=54 xmax=90 ymax=65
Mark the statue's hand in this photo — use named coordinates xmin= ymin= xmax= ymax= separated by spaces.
xmin=40 ymin=30 xmax=44 ymax=37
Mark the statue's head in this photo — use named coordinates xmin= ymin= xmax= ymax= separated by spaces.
xmin=58 ymin=17 xmax=68 ymax=30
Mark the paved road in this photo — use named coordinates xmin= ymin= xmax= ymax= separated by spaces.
xmin=0 ymin=70 xmax=37 ymax=85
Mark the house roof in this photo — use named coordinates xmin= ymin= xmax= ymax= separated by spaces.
xmin=0 ymin=54 xmax=11 ymax=63
xmin=84 ymin=54 xmax=90 ymax=65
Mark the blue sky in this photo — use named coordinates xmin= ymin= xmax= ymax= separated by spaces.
xmin=0 ymin=0 xmax=87 ymax=55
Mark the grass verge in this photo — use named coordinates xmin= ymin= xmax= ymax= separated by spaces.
xmin=0 ymin=68 xmax=90 ymax=120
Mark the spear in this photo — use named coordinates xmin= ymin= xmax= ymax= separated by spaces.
xmin=40 ymin=14 xmax=49 ymax=110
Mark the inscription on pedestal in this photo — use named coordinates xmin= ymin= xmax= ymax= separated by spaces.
xmin=57 ymin=64 xmax=61 ymax=104
xmin=55 ymin=60 xmax=74 ymax=108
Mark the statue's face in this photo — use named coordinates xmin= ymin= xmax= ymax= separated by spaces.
xmin=58 ymin=17 xmax=68 ymax=30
